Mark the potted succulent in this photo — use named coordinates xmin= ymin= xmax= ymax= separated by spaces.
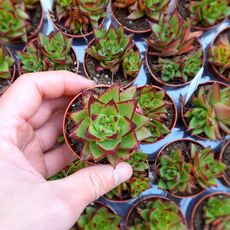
xmin=136 ymin=85 xmax=177 ymax=143
xmin=145 ymin=12 xmax=204 ymax=87
xmin=0 ymin=0 xmax=44 ymax=44
xmin=191 ymin=192 xmax=230 ymax=230
xmin=63 ymin=84 xmax=153 ymax=167
xmin=70 ymin=201 xmax=121 ymax=229
xmin=154 ymin=139 xmax=226 ymax=198
xmin=105 ymin=151 xmax=151 ymax=201
xmin=18 ymin=31 xmax=79 ymax=75
xmin=219 ymin=140 xmax=230 ymax=187
xmin=0 ymin=47 xmax=16 ymax=95
xmin=182 ymin=81 xmax=230 ymax=140
xmin=126 ymin=196 xmax=187 ymax=229
xmin=49 ymin=0 xmax=109 ymax=38
xmin=84 ymin=25 xmax=142 ymax=88
xmin=176 ymin=0 xmax=230 ymax=31
xmin=209 ymin=26 xmax=230 ymax=82
xmin=111 ymin=0 xmax=170 ymax=34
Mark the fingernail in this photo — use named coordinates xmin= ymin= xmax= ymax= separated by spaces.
xmin=113 ymin=162 xmax=133 ymax=186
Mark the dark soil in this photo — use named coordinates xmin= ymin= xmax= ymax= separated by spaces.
xmin=112 ymin=4 xmax=150 ymax=32
xmin=0 ymin=78 xmax=10 ymax=94
xmin=222 ymin=143 xmax=230 ymax=184
xmin=193 ymin=194 xmax=230 ymax=230
xmin=155 ymin=140 xmax=204 ymax=197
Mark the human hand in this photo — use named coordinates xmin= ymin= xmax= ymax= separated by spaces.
xmin=0 ymin=71 xmax=132 ymax=230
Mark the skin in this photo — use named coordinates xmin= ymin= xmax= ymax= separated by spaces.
xmin=0 ymin=71 xmax=132 ymax=230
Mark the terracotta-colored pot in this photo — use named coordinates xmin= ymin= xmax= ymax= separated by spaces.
xmin=17 ymin=37 xmax=79 ymax=76
xmin=126 ymin=196 xmax=188 ymax=229
xmin=49 ymin=0 xmax=105 ymax=39
xmin=181 ymin=80 xmax=229 ymax=140
xmin=83 ymin=39 xmax=141 ymax=88
xmin=154 ymin=138 xmax=205 ymax=198
xmin=190 ymin=192 xmax=230 ymax=230
xmin=0 ymin=47 xmax=16 ymax=95
xmin=145 ymin=40 xmax=205 ymax=87
xmin=137 ymin=84 xmax=178 ymax=144
xmin=219 ymin=140 xmax=230 ymax=187
xmin=175 ymin=0 xmax=228 ymax=31
xmin=209 ymin=26 xmax=230 ymax=83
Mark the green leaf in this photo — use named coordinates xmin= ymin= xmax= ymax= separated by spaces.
xmin=120 ymin=133 xmax=138 ymax=149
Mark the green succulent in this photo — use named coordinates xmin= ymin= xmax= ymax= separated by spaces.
xmin=69 ymin=85 xmax=152 ymax=166
xmin=191 ymin=144 xmax=226 ymax=188
xmin=129 ymin=199 xmax=185 ymax=230
xmin=0 ymin=47 xmax=15 ymax=79
xmin=75 ymin=205 xmax=121 ymax=230
xmin=185 ymin=83 xmax=230 ymax=140
xmin=204 ymin=196 xmax=230 ymax=229
xmin=189 ymin=0 xmax=230 ymax=28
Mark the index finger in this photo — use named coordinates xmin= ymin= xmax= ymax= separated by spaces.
xmin=0 ymin=71 xmax=94 ymax=120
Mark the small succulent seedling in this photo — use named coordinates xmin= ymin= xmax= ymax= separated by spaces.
xmin=113 ymin=0 xmax=170 ymax=22
xmin=69 ymin=84 xmax=152 ymax=166
xmin=136 ymin=85 xmax=171 ymax=142
xmin=189 ymin=0 xmax=230 ymax=28
xmin=203 ymin=196 xmax=230 ymax=229
xmin=185 ymin=83 xmax=230 ymax=140
xmin=86 ymin=25 xmax=141 ymax=78
xmin=75 ymin=205 xmax=121 ymax=229
xmin=146 ymin=12 xmax=202 ymax=57
xmin=18 ymin=31 xmax=74 ymax=73
xmin=129 ymin=199 xmax=185 ymax=229
xmin=0 ymin=47 xmax=15 ymax=79
xmin=106 ymin=151 xmax=150 ymax=200
xmin=209 ymin=34 xmax=230 ymax=79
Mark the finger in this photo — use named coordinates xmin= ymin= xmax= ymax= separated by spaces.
xmin=52 ymin=163 xmax=132 ymax=208
xmin=29 ymin=96 xmax=72 ymax=129
xmin=44 ymin=144 xmax=77 ymax=178
xmin=0 ymin=71 xmax=94 ymax=120
xmin=35 ymin=111 xmax=63 ymax=152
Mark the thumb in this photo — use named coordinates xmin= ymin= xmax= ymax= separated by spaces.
xmin=53 ymin=162 xmax=132 ymax=207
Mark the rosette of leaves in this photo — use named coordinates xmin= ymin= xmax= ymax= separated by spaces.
xmin=106 ymin=151 xmax=150 ymax=200
xmin=86 ymin=25 xmax=141 ymax=78
xmin=18 ymin=31 xmax=74 ymax=73
xmin=209 ymin=34 xmax=230 ymax=79
xmin=203 ymin=196 xmax=230 ymax=229
xmin=185 ymin=83 xmax=230 ymax=140
xmin=191 ymin=144 xmax=226 ymax=188
xmin=69 ymin=84 xmax=152 ymax=166
xmin=113 ymin=0 xmax=170 ymax=22
xmin=129 ymin=199 xmax=185 ymax=229
xmin=0 ymin=47 xmax=15 ymax=79
xmin=74 ymin=205 xmax=121 ymax=230
xmin=136 ymin=85 xmax=171 ymax=142
xmin=189 ymin=0 xmax=230 ymax=28
xmin=146 ymin=12 xmax=202 ymax=57
xmin=157 ymin=147 xmax=193 ymax=193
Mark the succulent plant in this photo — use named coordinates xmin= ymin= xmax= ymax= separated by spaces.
xmin=157 ymin=147 xmax=193 ymax=193
xmin=129 ymin=199 xmax=185 ymax=229
xmin=69 ymin=84 xmax=152 ymax=166
xmin=0 ymin=0 xmax=29 ymax=43
xmin=191 ymin=144 xmax=226 ymax=188
xmin=209 ymin=34 xmax=230 ymax=79
xmin=146 ymin=12 xmax=202 ymax=57
xmin=189 ymin=0 xmax=230 ymax=28
xmin=185 ymin=83 xmax=230 ymax=140
xmin=23 ymin=0 xmax=40 ymax=9
xmin=136 ymin=85 xmax=171 ymax=142
xmin=18 ymin=31 xmax=75 ymax=73
xmin=113 ymin=0 xmax=170 ymax=22
xmin=106 ymin=151 xmax=150 ymax=200
xmin=75 ymin=205 xmax=121 ymax=229
xmin=0 ymin=47 xmax=15 ymax=79
xmin=204 ymin=196 xmax=230 ymax=229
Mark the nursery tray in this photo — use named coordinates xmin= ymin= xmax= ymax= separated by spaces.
xmin=40 ymin=1 xmax=230 ymax=228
